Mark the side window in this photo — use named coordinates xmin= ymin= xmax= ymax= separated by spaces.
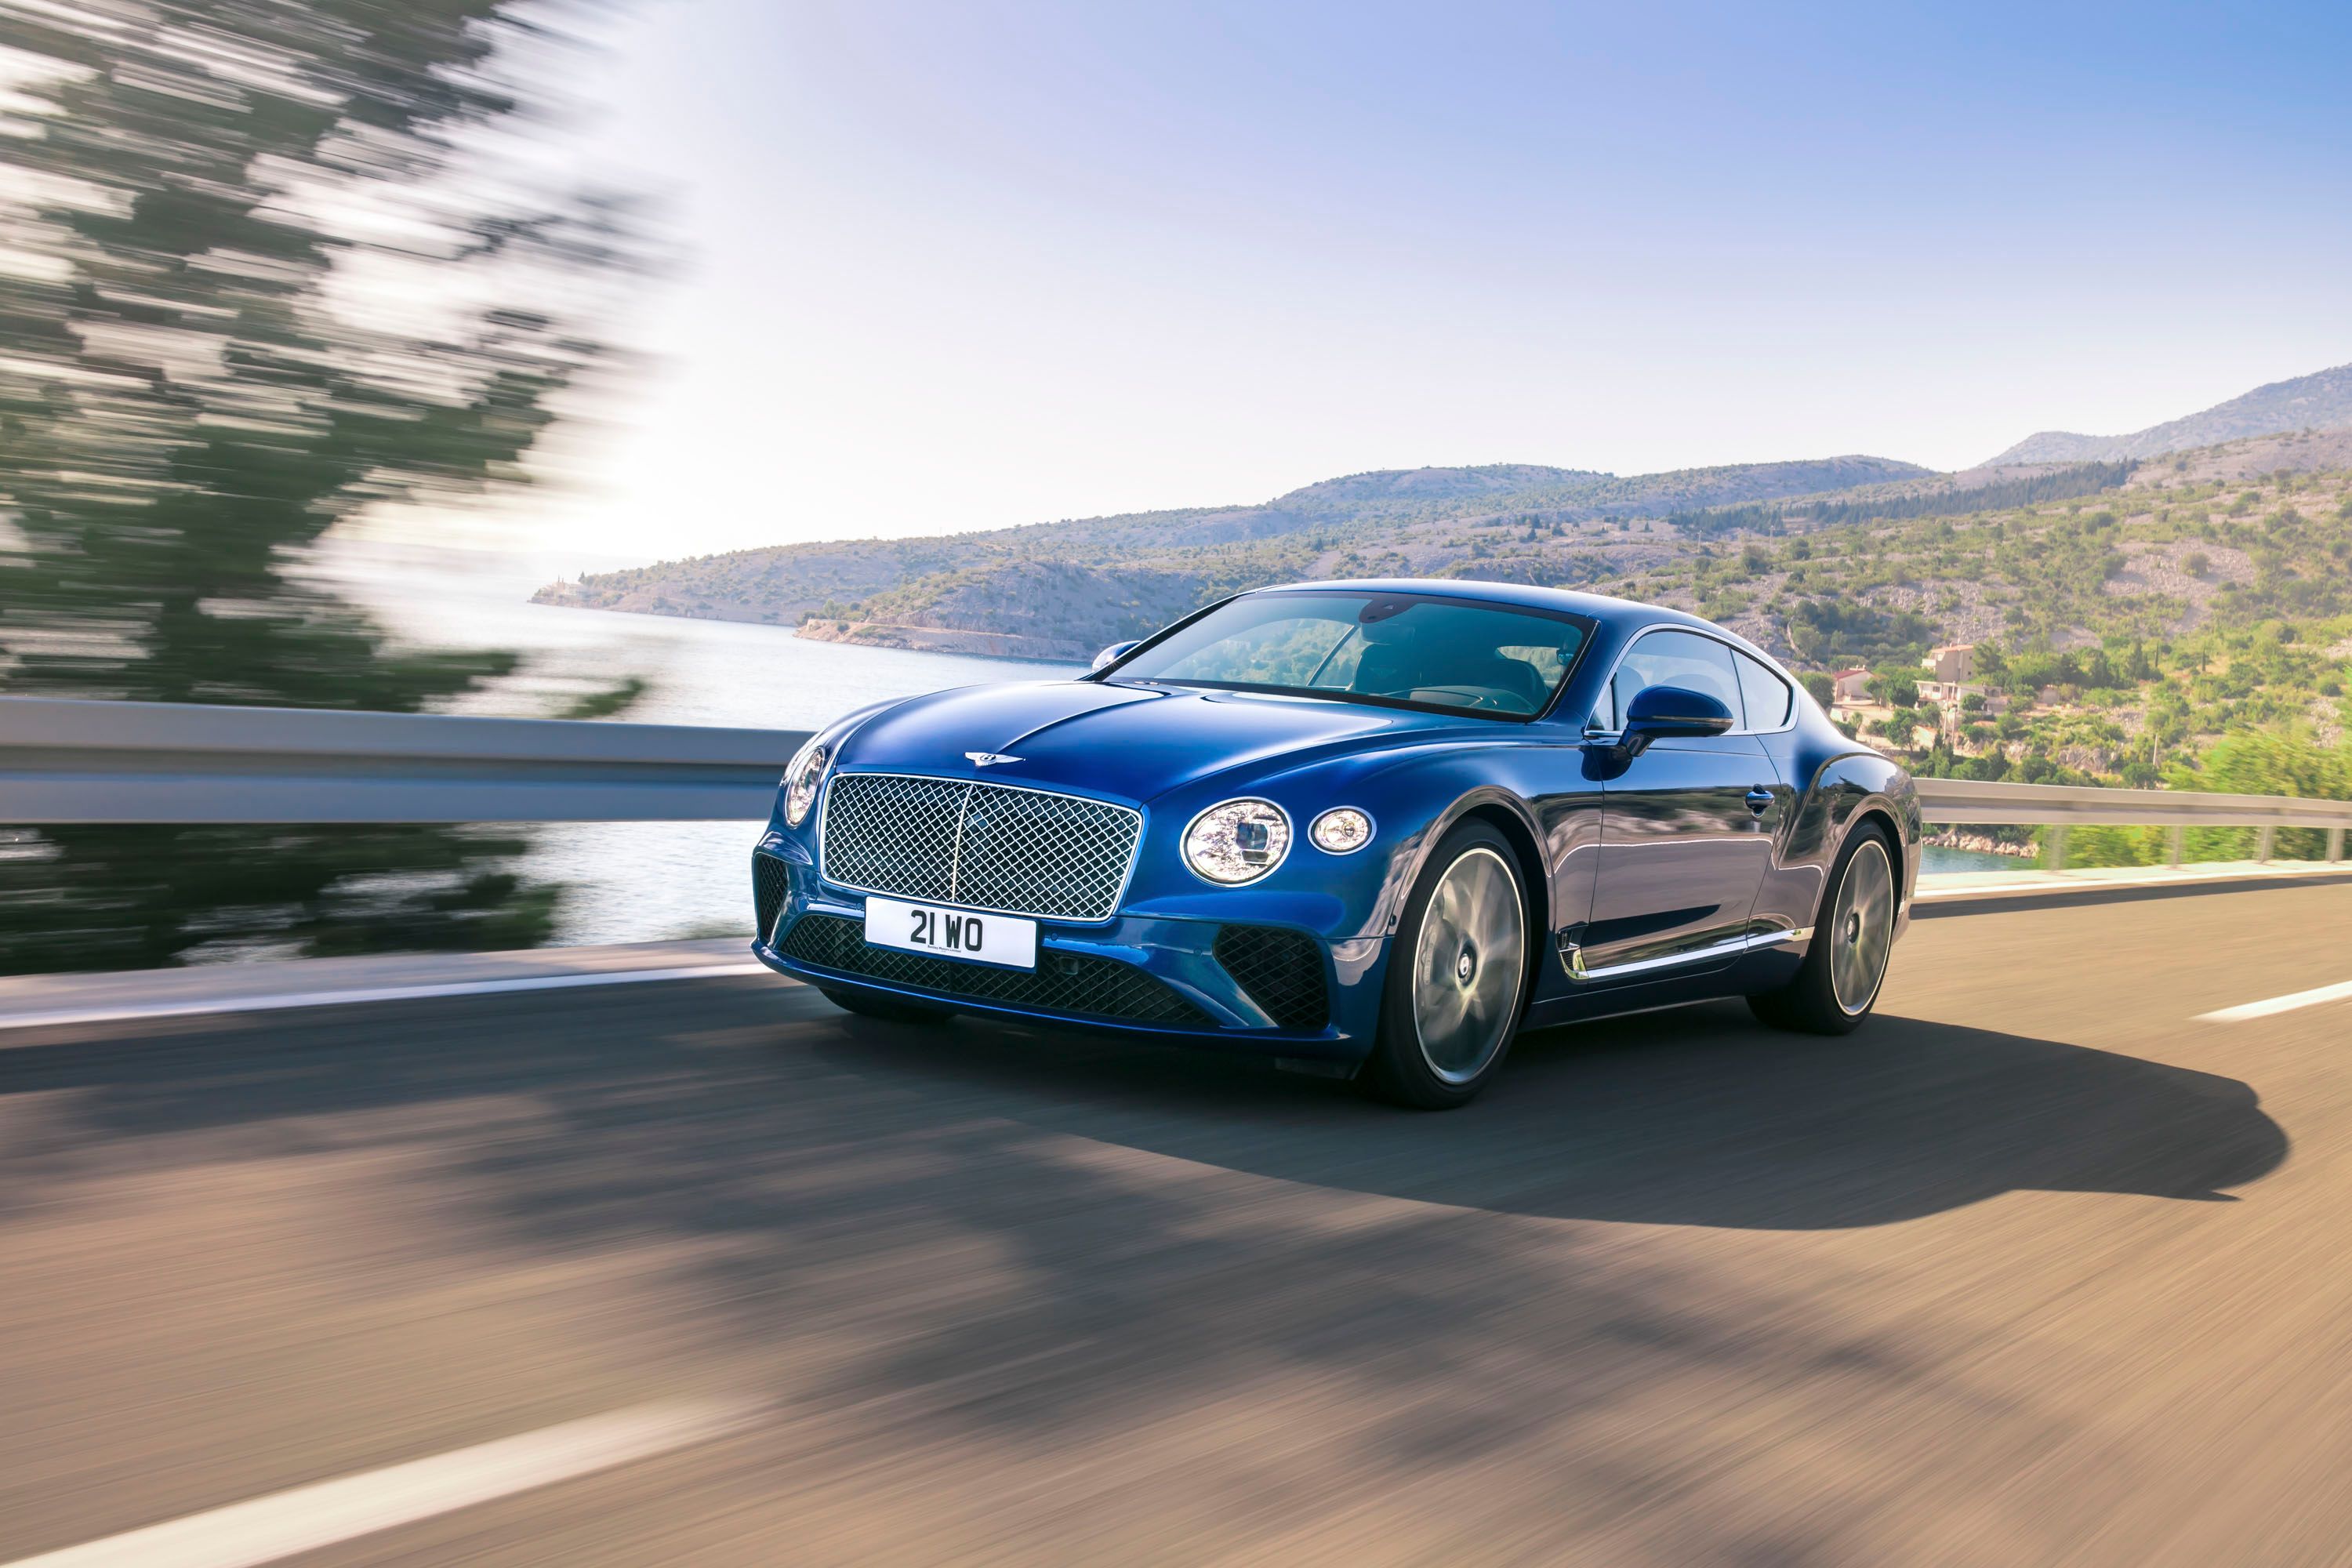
xmin=1591 ymin=629 xmax=1742 ymax=731
xmin=1734 ymin=651 xmax=1791 ymax=730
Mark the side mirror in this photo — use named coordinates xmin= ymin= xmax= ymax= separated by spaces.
xmin=1617 ymin=684 xmax=1734 ymax=757
xmin=1091 ymin=639 xmax=1142 ymax=673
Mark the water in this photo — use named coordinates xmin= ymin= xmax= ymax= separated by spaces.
xmin=1920 ymin=844 xmax=2029 ymax=876
xmin=328 ymin=545 xmax=1078 ymax=946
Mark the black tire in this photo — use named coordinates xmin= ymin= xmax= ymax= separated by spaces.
xmin=1359 ymin=820 xmax=1534 ymax=1109
xmin=820 ymin=986 xmax=951 ymax=1025
xmin=1748 ymin=822 xmax=1898 ymax=1035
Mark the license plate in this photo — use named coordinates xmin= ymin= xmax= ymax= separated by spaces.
xmin=863 ymin=897 xmax=1037 ymax=970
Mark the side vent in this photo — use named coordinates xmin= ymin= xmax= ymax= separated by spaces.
xmin=1214 ymin=924 xmax=1330 ymax=1032
xmin=752 ymin=852 xmax=793 ymax=942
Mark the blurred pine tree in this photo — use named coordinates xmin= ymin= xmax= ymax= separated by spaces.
xmin=0 ymin=0 xmax=638 ymax=971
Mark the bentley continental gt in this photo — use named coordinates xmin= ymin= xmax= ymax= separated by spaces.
xmin=751 ymin=580 xmax=1918 ymax=1107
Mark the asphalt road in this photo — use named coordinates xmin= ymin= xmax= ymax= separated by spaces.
xmin=3 ymin=883 xmax=2350 ymax=1566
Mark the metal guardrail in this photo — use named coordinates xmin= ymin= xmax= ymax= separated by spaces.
xmin=1913 ymin=778 xmax=2352 ymax=830
xmin=2 ymin=697 xmax=2347 ymax=866
xmin=0 ymin=695 xmax=811 ymax=823
xmin=1913 ymin=779 xmax=2350 ymax=868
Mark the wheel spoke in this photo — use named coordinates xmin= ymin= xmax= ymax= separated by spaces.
xmin=1410 ymin=846 xmax=1526 ymax=1084
xmin=1829 ymin=840 xmax=1894 ymax=1015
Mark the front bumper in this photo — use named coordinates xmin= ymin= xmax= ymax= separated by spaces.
xmin=751 ymin=844 xmax=1381 ymax=1062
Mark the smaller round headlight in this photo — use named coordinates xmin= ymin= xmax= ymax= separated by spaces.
xmin=1308 ymin=807 xmax=1374 ymax=855
xmin=782 ymin=739 xmax=829 ymax=826
xmin=1182 ymin=798 xmax=1292 ymax=884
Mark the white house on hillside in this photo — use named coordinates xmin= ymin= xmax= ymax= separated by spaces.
xmin=1922 ymin=644 xmax=1975 ymax=684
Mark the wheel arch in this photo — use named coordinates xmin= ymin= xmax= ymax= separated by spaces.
xmin=1795 ymin=745 xmax=1922 ymax=916
xmin=1459 ymin=800 xmax=1549 ymax=942
xmin=1396 ymin=788 xmax=1553 ymax=1013
xmin=1846 ymin=804 xmax=1909 ymax=909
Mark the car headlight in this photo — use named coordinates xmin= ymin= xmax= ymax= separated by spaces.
xmin=782 ymin=737 xmax=830 ymax=827
xmin=1182 ymin=798 xmax=1292 ymax=884
xmin=1308 ymin=807 xmax=1375 ymax=854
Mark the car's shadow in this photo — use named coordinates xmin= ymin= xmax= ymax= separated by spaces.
xmin=811 ymin=1000 xmax=2288 ymax=1229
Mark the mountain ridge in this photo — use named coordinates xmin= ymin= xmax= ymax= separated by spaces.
xmin=532 ymin=361 xmax=2352 ymax=667
xmin=1986 ymin=362 xmax=2352 ymax=466
xmin=532 ymin=454 xmax=1933 ymax=647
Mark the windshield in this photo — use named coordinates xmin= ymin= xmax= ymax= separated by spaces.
xmin=1100 ymin=590 xmax=1594 ymax=719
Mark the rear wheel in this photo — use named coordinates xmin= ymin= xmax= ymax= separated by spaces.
xmin=820 ymin=986 xmax=950 ymax=1025
xmin=1748 ymin=823 xmax=1897 ymax=1035
xmin=1360 ymin=821 xmax=1531 ymax=1109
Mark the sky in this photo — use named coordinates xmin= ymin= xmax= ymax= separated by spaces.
xmin=520 ymin=0 xmax=2352 ymax=564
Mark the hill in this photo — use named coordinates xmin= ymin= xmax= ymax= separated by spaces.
xmin=1987 ymin=362 xmax=2352 ymax=466
xmin=533 ymin=456 xmax=1931 ymax=656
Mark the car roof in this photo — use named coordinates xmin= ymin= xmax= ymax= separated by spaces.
xmin=1250 ymin=577 xmax=1720 ymax=638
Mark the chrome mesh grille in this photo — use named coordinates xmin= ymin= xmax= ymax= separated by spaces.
xmin=821 ymin=772 xmax=1142 ymax=921
xmin=822 ymin=774 xmax=965 ymax=904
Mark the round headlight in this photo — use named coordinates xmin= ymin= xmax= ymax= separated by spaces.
xmin=1308 ymin=807 xmax=1375 ymax=855
xmin=782 ymin=739 xmax=829 ymax=827
xmin=1182 ymin=798 xmax=1292 ymax=885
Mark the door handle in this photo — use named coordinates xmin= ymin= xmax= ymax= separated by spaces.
xmin=1744 ymin=786 xmax=1774 ymax=815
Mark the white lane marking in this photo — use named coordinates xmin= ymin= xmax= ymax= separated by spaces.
xmin=2198 ymin=978 xmax=2352 ymax=1024
xmin=0 ymin=963 xmax=774 ymax=1033
xmin=5 ymin=1399 xmax=763 ymax=1568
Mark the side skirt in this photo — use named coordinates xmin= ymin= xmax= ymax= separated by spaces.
xmin=1524 ymin=943 xmax=1809 ymax=1029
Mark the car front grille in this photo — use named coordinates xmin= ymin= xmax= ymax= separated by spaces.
xmin=1214 ymin=924 xmax=1330 ymax=1031
xmin=778 ymin=913 xmax=1210 ymax=1026
xmin=820 ymin=772 xmax=1142 ymax=922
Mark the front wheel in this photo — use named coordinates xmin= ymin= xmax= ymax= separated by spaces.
xmin=1360 ymin=821 xmax=1531 ymax=1109
xmin=1748 ymin=823 xmax=1897 ymax=1035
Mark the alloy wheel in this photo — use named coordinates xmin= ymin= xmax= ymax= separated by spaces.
xmin=1830 ymin=837 xmax=1895 ymax=1015
xmin=1410 ymin=845 xmax=1526 ymax=1084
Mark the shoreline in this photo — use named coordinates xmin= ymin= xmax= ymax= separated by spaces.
xmin=793 ymin=616 xmax=1090 ymax=664
xmin=1924 ymin=827 xmax=2035 ymax=858
xmin=521 ymin=594 xmax=1084 ymax=666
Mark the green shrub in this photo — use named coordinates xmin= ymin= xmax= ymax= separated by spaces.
xmin=1870 ymin=670 xmax=1920 ymax=706
xmin=2057 ymin=825 xmax=2163 ymax=868
xmin=2169 ymin=730 xmax=2352 ymax=860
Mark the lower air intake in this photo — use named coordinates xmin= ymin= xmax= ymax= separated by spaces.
xmin=779 ymin=913 xmax=1210 ymax=1026
xmin=1214 ymin=924 xmax=1330 ymax=1031
xmin=752 ymin=852 xmax=793 ymax=942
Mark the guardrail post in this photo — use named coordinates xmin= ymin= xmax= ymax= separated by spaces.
xmin=2169 ymin=825 xmax=2184 ymax=867
xmin=2045 ymin=825 xmax=2067 ymax=873
xmin=2256 ymin=825 xmax=2274 ymax=863
xmin=2331 ymin=827 xmax=2344 ymax=864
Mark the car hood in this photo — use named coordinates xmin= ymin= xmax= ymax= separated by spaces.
xmin=838 ymin=680 xmax=1475 ymax=802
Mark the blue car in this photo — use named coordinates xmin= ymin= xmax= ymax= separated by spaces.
xmin=752 ymin=579 xmax=1918 ymax=1107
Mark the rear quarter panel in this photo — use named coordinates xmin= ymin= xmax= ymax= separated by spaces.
xmin=1753 ymin=715 xmax=1922 ymax=938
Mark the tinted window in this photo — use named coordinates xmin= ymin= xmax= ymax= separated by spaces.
xmin=1734 ymin=651 xmax=1791 ymax=730
xmin=1110 ymin=591 xmax=1592 ymax=719
xmin=1591 ymin=629 xmax=1741 ymax=731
